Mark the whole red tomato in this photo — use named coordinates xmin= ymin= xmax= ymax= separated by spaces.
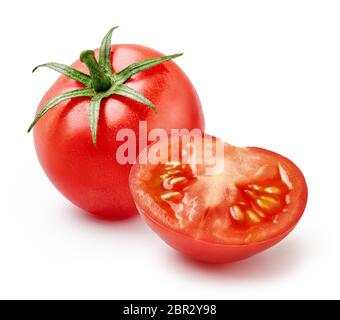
xmin=130 ymin=134 xmax=308 ymax=263
xmin=30 ymin=28 xmax=204 ymax=219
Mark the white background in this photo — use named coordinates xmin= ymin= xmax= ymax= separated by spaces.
xmin=0 ymin=0 xmax=339 ymax=300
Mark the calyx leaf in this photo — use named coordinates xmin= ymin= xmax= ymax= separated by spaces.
xmin=33 ymin=63 xmax=92 ymax=87
xmin=89 ymin=95 xmax=103 ymax=145
xmin=116 ymin=53 xmax=183 ymax=84
xmin=99 ymin=26 xmax=118 ymax=74
xmin=29 ymin=27 xmax=183 ymax=144
xmin=113 ymin=84 xmax=157 ymax=113
xmin=27 ymin=88 xmax=95 ymax=132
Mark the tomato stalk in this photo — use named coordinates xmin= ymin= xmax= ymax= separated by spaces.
xmin=28 ymin=27 xmax=183 ymax=144
xmin=80 ymin=50 xmax=111 ymax=92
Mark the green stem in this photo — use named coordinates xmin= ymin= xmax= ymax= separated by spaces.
xmin=80 ymin=50 xmax=111 ymax=92
xmin=29 ymin=27 xmax=184 ymax=145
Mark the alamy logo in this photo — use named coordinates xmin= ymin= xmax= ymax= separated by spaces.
xmin=116 ymin=121 xmax=225 ymax=175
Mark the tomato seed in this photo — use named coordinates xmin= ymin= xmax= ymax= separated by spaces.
xmin=264 ymin=186 xmax=281 ymax=195
xmin=260 ymin=195 xmax=279 ymax=204
xmin=167 ymin=170 xmax=182 ymax=175
xmin=256 ymin=199 xmax=278 ymax=211
xmin=230 ymin=206 xmax=245 ymax=221
xmin=246 ymin=210 xmax=261 ymax=223
xmin=169 ymin=176 xmax=188 ymax=186
xmin=161 ymin=192 xmax=183 ymax=201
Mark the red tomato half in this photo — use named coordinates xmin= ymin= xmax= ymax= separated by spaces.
xmin=33 ymin=45 xmax=204 ymax=219
xmin=129 ymin=134 xmax=308 ymax=263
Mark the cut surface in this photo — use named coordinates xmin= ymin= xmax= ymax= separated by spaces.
xmin=130 ymin=135 xmax=307 ymax=245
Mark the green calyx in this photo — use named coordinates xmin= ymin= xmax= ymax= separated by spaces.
xmin=80 ymin=50 xmax=112 ymax=92
xmin=28 ymin=26 xmax=183 ymax=144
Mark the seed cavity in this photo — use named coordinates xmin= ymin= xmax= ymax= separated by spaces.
xmin=157 ymin=163 xmax=197 ymax=204
xmin=230 ymin=175 xmax=289 ymax=227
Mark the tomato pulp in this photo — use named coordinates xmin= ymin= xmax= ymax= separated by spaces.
xmin=129 ymin=134 xmax=308 ymax=263
xmin=33 ymin=44 xmax=204 ymax=219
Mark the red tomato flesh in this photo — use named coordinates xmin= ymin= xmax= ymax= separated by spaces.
xmin=130 ymin=134 xmax=308 ymax=263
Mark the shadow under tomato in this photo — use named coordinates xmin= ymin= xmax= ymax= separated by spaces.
xmin=166 ymin=237 xmax=308 ymax=281
xmin=62 ymin=202 xmax=308 ymax=281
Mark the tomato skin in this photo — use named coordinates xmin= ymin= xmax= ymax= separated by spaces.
xmin=140 ymin=210 xmax=295 ymax=263
xmin=33 ymin=44 xmax=204 ymax=219
xmin=130 ymin=139 xmax=308 ymax=263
